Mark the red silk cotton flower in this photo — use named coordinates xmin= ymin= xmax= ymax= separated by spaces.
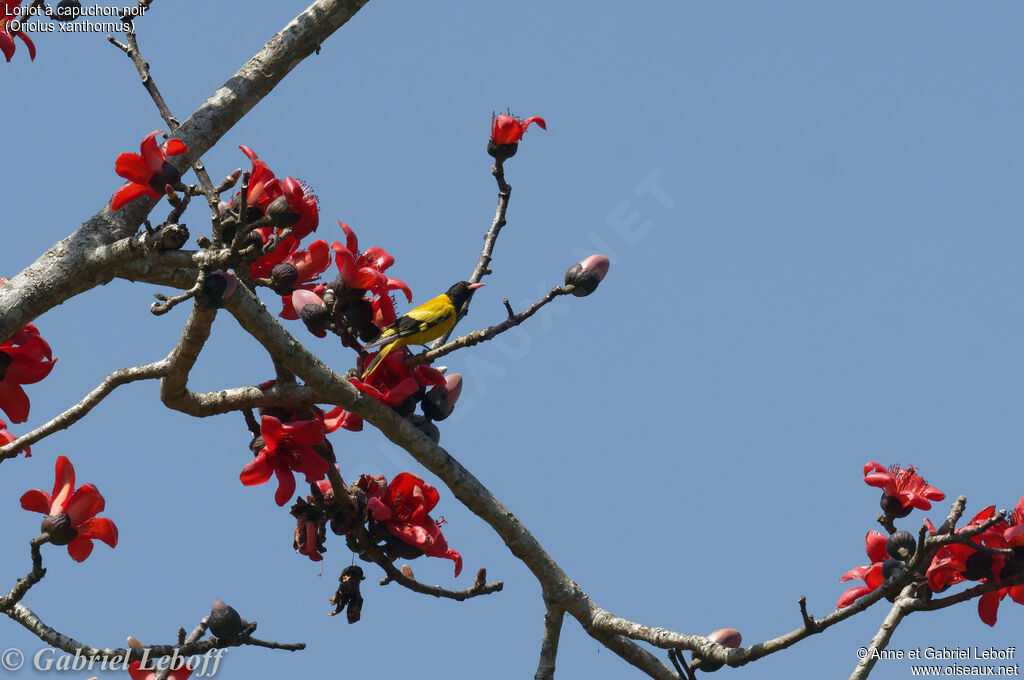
xmin=238 ymin=146 xmax=320 ymax=280
xmin=863 ymin=462 xmax=945 ymax=518
xmin=239 ymin=416 xmax=330 ymax=506
xmin=365 ymin=472 xmax=462 ymax=576
xmin=490 ymin=113 xmax=546 ymax=145
xmin=111 ymin=130 xmax=189 ymax=210
xmin=836 ymin=530 xmax=889 ymax=608
xmin=0 ymin=1 xmax=35 ymax=62
xmin=332 ymin=221 xmax=411 ymax=326
xmin=20 ymin=456 xmax=118 ymax=562
xmin=0 ymin=320 xmax=57 ymax=424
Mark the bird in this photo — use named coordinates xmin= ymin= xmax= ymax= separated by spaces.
xmin=360 ymin=281 xmax=485 ymax=379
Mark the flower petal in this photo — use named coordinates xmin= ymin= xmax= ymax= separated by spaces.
xmin=272 ymin=464 xmax=297 ymax=507
xmin=139 ymin=130 xmax=165 ymax=173
xmin=162 ymin=138 xmax=188 ymax=157
xmin=19 ymin=488 xmax=52 ymax=515
xmin=0 ymin=32 xmax=15 ymax=62
xmin=115 ymin=153 xmax=152 ymax=185
xmin=338 ymin=221 xmax=358 ymax=255
xmin=111 ymin=182 xmax=154 ymax=211
xmin=64 ymin=483 xmax=105 ymax=526
xmin=239 ymin=453 xmax=273 ymax=486
xmin=76 ymin=516 xmax=118 ymax=548
xmin=50 ymin=455 xmax=75 ymax=514
xmin=66 ymin=536 xmax=95 ymax=562
xmin=0 ymin=380 xmax=30 ymax=423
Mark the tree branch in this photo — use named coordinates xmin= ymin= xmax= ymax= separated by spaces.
xmin=4 ymin=604 xmax=304 ymax=661
xmin=376 ymin=560 xmax=504 ymax=601
xmin=0 ymin=536 xmax=48 ymax=613
xmin=0 ymin=361 xmax=168 ymax=461
xmin=415 ymin=285 xmax=574 ymax=365
xmin=0 ymin=0 xmax=371 ymax=344
xmin=534 ymin=604 xmax=564 ymax=680
xmin=848 ymin=585 xmax=916 ymax=680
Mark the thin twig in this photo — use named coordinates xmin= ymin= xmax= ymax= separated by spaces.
xmin=431 ymin=157 xmax=512 ymax=349
xmin=798 ymin=596 xmax=818 ymax=632
xmin=376 ymin=560 xmax=503 ymax=601
xmin=5 ymin=603 xmax=303 ymax=660
xmin=0 ymin=362 xmax=169 ymax=461
xmin=0 ymin=536 xmax=48 ymax=612
xmin=108 ymin=27 xmax=221 ymax=224
xmin=415 ymin=285 xmax=574 ymax=365
xmin=534 ymin=604 xmax=565 ymax=680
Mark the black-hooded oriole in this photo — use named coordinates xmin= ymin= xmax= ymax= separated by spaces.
xmin=361 ymin=281 xmax=485 ymax=378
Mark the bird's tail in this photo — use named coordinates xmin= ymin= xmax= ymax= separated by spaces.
xmin=360 ymin=340 xmax=398 ymax=381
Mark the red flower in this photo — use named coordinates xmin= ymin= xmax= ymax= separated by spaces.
xmin=238 ymin=145 xmax=319 ymax=240
xmin=239 ymin=416 xmax=330 ymax=506
xmin=1003 ymin=496 xmax=1024 ymax=544
xmin=20 ymin=456 xmax=118 ymax=562
xmin=490 ymin=113 xmax=546 ymax=145
xmin=972 ymin=496 xmax=1024 ymax=626
xmin=863 ymin=462 xmax=945 ymax=517
xmin=365 ymin=472 xmax=462 ymax=576
xmin=0 ymin=417 xmax=28 ymax=456
xmin=350 ymin=348 xmax=445 ymax=414
xmin=0 ymin=1 xmax=35 ymax=62
xmin=331 ymin=221 xmax=411 ymax=326
xmin=924 ymin=506 xmax=1000 ymax=593
xmin=837 ymin=530 xmax=889 ymax=608
xmin=128 ymin=660 xmax=192 ymax=680
xmin=111 ymin=130 xmax=189 ymax=210
xmin=0 ymin=321 xmax=57 ymax=423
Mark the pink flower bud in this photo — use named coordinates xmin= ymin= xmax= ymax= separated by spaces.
xmin=564 ymin=254 xmax=610 ymax=297
xmin=707 ymin=628 xmax=742 ymax=649
xmin=422 ymin=373 xmax=463 ymax=421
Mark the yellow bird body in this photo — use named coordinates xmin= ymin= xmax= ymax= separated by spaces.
xmin=361 ymin=281 xmax=483 ymax=379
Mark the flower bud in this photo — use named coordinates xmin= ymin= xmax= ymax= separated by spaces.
xmin=886 ymin=530 xmax=916 ymax=561
xmin=265 ymin=195 xmax=300 ymax=227
xmin=707 ymin=628 xmax=742 ymax=649
xmin=196 ymin=270 xmax=237 ymax=308
xmin=881 ymin=557 xmax=906 ymax=581
xmin=269 ymin=263 xmax=299 ymax=295
xmin=564 ymin=254 xmax=610 ymax=297
xmin=292 ymin=289 xmax=330 ymax=338
xmin=694 ymin=628 xmax=742 ymax=672
xmin=422 ymin=373 xmax=463 ymax=421
xmin=208 ymin=599 xmax=246 ymax=639
xmin=474 ymin=567 xmax=487 ymax=589
xmin=401 ymin=564 xmax=415 ymax=579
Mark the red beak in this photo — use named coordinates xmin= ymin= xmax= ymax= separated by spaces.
xmin=468 ymin=283 xmax=486 ymax=290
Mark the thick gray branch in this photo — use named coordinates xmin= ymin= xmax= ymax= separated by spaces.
xmin=0 ymin=0 xmax=370 ymax=343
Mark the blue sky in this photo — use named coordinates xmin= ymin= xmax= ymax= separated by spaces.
xmin=2 ymin=2 xmax=1023 ymax=679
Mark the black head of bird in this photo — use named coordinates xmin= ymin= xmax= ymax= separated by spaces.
xmin=447 ymin=281 xmax=485 ymax=311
